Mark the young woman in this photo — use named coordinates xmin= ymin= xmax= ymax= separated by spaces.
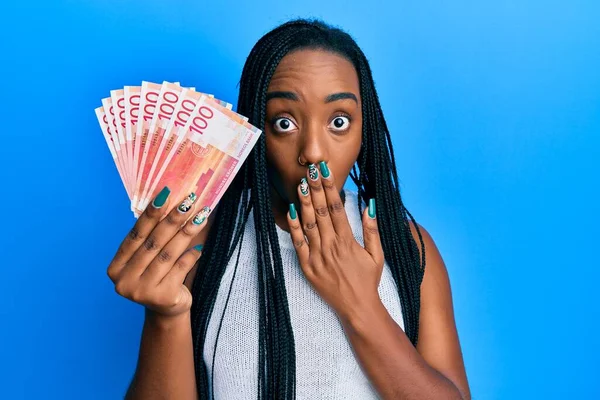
xmin=107 ymin=19 xmax=470 ymax=400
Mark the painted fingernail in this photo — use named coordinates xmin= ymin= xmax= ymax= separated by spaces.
xmin=178 ymin=192 xmax=197 ymax=213
xmin=152 ymin=186 xmax=170 ymax=209
xmin=368 ymin=198 xmax=376 ymax=219
xmin=308 ymin=164 xmax=319 ymax=180
xmin=319 ymin=161 xmax=330 ymax=178
xmin=193 ymin=244 xmax=204 ymax=252
xmin=289 ymin=203 xmax=297 ymax=220
xmin=193 ymin=206 xmax=211 ymax=225
xmin=300 ymin=178 xmax=309 ymax=196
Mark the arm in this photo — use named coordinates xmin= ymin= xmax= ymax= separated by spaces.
xmin=125 ymin=310 xmax=198 ymax=400
xmin=340 ymin=224 xmax=470 ymax=400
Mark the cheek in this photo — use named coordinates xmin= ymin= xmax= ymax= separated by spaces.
xmin=265 ymin=135 xmax=296 ymax=179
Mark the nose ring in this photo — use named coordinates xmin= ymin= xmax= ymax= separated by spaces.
xmin=298 ymin=156 xmax=306 ymax=166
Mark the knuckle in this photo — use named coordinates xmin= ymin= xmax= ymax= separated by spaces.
xmin=315 ymin=206 xmax=329 ymax=217
xmin=300 ymin=198 xmax=312 ymax=207
xmin=329 ymin=201 xmax=344 ymax=214
xmin=106 ymin=267 xmax=119 ymax=282
xmin=309 ymin=182 xmax=323 ymax=192
xmin=180 ymin=223 xmax=197 ymax=238
xmin=290 ymin=222 xmax=303 ymax=232
xmin=174 ymin=257 xmax=192 ymax=272
xmin=364 ymin=225 xmax=380 ymax=235
xmin=293 ymin=239 xmax=306 ymax=249
xmin=142 ymin=236 xmax=160 ymax=252
xmin=130 ymin=287 xmax=147 ymax=304
xmin=114 ymin=280 xmax=131 ymax=297
xmin=157 ymin=249 xmax=172 ymax=263
xmin=164 ymin=212 xmax=182 ymax=227
xmin=127 ymin=227 xmax=144 ymax=242
xmin=304 ymin=221 xmax=318 ymax=231
xmin=322 ymin=180 xmax=336 ymax=190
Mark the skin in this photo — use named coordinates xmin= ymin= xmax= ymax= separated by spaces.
xmin=109 ymin=48 xmax=470 ymax=400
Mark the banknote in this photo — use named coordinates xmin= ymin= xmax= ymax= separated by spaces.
xmin=95 ymin=107 xmax=130 ymax=197
xmin=137 ymin=95 xmax=261 ymax=213
xmin=132 ymin=81 xmax=162 ymax=208
xmin=101 ymin=97 xmax=130 ymax=193
xmin=134 ymin=82 xmax=187 ymax=211
xmin=124 ymin=85 xmax=141 ymax=193
xmin=110 ymin=89 xmax=131 ymax=185
xmin=95 ymin=81 xmax=262 ymax=218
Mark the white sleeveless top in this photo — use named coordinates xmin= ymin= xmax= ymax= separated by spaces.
xmin=203 ymin=190 xmax=405 ymax=399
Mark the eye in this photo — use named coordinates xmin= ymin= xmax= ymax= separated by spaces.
xmin=329 ymin=115 xmax=351 ymax=132
xmin=272 ymin=117 xmax=297 ymax=133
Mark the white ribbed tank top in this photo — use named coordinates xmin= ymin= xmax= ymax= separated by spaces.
xmin=203 ymin=190 xmax=405 ymax=399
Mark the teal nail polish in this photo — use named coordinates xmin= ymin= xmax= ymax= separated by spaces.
xmin=319 ymin=161 xmax=330 ymax=178
xmin=308 ymin=164 xmax=319 ymax=180
xmin=300 ymin=178 xmax=309 ymax=196
xmin=193 ymin=244 xmax=204 ymax=252
xmin=289 ymin=203 xmax=297 ymax=220
xmin=152 ymin=186 xmax=170 ymax=208
xmin=368 ymin=198 xmax=376 ymax=219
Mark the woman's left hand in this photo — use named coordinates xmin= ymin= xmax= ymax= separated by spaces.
xmin=287 ymin=161 xmax=385 ymax=324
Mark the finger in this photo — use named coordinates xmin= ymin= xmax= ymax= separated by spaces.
xmin=142 ymin=205 xmax=212 ymax=283
xmin=297 ymin=177 xmax=320 ymax=249
xmin=287 ymin=203 xmax=309 ymax=265
xmin=307 ymin=163 xmax=335 ymax=240
xmin=123 ymin=191 xmax=199 ymax=277
xmin=318 ymin=161 xmax=353 ymax=237
xmin=362 ymin=198 xmax=384 ymax=267
xmin=107 ymin=186 xmax=173 ymax=280
xmin=161 ymin=243 xmax=204 ymax=287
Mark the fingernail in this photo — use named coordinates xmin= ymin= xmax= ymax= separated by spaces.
xmin=319 ymin=161 xmax=330 ymax=178
xmin=178 ymin=192 xmax=197 ymax=213
xmin=368 ymin=198 xmax=376 ymax=219
xmin=193 ymin=206 xmax=211 ymax=225
xmin=289 ymin=203 xmax=297 ymax=220
xmin=308 ymin=164 xmax=319 ymax=180
xmin=193 ymin=244 xmax=204 ymax=252
xmin=300 ymin=178 xmax=309 ymax=196
xmin=152 ymin=186 xmax=170 ymax=209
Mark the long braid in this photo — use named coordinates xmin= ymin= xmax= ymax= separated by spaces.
xmin=190 ymin=18 xmax=426 ymax=399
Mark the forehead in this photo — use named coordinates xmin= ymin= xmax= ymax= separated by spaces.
xmin=268 ymin=48 xmax=360 ymax=95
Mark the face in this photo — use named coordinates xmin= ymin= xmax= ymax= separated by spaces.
xmin=265 ymin=48 xmax=363 ymax=207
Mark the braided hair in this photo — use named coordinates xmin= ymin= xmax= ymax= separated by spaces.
xmin=190 ymin=18 xmax=426 ymax=400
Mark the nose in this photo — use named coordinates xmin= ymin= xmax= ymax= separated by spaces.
xmin=298 ymin=122 xmax=329 ymax=166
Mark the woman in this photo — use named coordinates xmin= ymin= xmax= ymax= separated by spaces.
xmin=107 ymin=19 xmax=470 ymax=399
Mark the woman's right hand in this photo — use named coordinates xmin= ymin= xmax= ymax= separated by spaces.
xmin=107 ymin=187 xmax=211 ymax=318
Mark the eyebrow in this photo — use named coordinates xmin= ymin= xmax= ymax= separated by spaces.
xmin=265 ymin=91 xmax=358 ymax=104
xmin=325 ymin=92 xmax=358 ymax=104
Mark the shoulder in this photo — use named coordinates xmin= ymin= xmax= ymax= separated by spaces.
xmin=406 ymin=220 xmax=451 ymax=295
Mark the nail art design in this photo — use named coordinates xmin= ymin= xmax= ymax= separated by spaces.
xmin=193 ymin=206 xmax=211 ymax=225
xmin=300 ymin=178 xmax=309 ymax=196
xmin=308 ymin=164 xmax=319 ymax=180
xmin=178 ymin=192 xmax=197 ymax=213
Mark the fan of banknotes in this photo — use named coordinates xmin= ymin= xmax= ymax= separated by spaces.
xmin=94 ymin=81 xmax=262 ymax=218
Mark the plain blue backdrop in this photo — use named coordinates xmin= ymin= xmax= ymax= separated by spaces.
xmin=1 ymin=1 xmax=598 ymax=399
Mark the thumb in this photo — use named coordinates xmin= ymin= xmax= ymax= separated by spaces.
xmin=362 ymin=198 xmax=384 ymax=267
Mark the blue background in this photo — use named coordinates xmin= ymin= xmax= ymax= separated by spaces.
xmin=1 ymin=1 xmax=598 ymax=398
